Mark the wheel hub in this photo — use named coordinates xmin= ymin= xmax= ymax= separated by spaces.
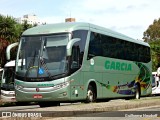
xmin=87 ymin=90 xmax=93 ymax=102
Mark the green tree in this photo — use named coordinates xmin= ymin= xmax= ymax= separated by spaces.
xmin=0 ymin=38 xmax=9 ymax=67
xmin=143 ymin=18 xmax=160 ymax=71
xmin=22 ymin=20 xmax=33 ymax=32
xmin=0 ymin=15 xmax=22 ymax=67
xmin=149 ymin=40 xmax=160 ymax=71
xmin=0 ymin=15 xmax=35 ymax=67
xmin=143 ymin=18 xmax=160 ymax=42
xmin=0 ymin=15 xmax=21 ymax=42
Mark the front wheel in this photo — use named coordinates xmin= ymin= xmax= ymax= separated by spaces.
xmin=85 ymin=85 xmax=96 ymax=103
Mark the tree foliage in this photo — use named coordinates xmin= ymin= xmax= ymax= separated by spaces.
xmin=143 ymin=18 xmax=160 ymax=42
xmin=0 ymin=15 xmax=20 ymax=42
xmin=0 ymin=15 xmax=19 ymax=67
xmin=149 ymin=40 xmax=160 ymax=71
xmin=0 ymin=15 xmax=34 ymax=67
xmin=0 ymin=38 xmax=9 ymax=66
xmin=22 ymin=20 xmax=33 ymax=32
xmin=143 ymin=18 xmax=160 ymax=71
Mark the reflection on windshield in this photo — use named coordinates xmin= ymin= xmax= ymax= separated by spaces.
xmin=16 ymin=34 xmax=69 ymax=80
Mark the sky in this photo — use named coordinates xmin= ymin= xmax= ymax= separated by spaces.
xmin=0 ymin=0 xmax=160 ymax=40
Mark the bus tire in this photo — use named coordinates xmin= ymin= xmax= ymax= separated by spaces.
xmin=85 ymin=85 xmax=96 ymax=103
xmin=135 ymin=85 xmax=140 ymax=99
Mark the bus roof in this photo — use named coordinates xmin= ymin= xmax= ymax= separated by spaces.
xmin=22 ymin=22 xmax=89 ymax=35
xmin=22 ymin=22 xmax=149 ymax=47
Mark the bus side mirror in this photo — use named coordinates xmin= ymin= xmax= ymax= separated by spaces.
xmin=67 ymin=38 xmax=80 ymax=56
xmin=6 ymin=42 xmax=19 ymax=60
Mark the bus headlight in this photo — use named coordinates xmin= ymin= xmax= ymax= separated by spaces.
xmin=52 ymin=81 xmax=69 ymax=91
xmin=15 ymin=84 xmax=24 ymax=90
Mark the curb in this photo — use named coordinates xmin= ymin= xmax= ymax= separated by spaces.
xmin=42 ymin=98 xmax=160 ymax=117
xmin=1 ymin=98 xmax=160 ymax=119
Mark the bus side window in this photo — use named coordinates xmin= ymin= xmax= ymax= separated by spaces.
xmin=88 ymin=32 xmax=103 ymax=59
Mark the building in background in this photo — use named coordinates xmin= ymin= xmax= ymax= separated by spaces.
xmin=16 ymin=14 xmax=76 ymax=25
xmin=15 ymin=14 xmax=45 ymax=25
xmin=65 ymin=18 xmax=76 ymax=22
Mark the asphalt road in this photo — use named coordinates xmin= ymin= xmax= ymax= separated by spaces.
xmin=1 ymin=96 xmax=160 ymax=120
xmin=0 ymin=96 xmax=159 ymax=111
xmin=0 ymin=104 xmax=39 ymax=111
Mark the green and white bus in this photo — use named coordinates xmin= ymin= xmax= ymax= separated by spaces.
xmin=14 ymin=22 xmax=152 ymax=107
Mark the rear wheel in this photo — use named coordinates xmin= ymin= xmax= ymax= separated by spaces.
xmin=85 ymin=85 xmax=96 ymax=103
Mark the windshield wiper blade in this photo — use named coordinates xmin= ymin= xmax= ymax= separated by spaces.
xmin=24 ymin=50 xmax=37 ymax=79
xmin=38 ymin=38 xmax=53 ymax=79
xmin=52 ymin=73 xmax=66 ymax=79
xmin=40 ymin=58 xmax=53 ymax=79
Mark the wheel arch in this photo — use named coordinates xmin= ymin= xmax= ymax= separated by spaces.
xmin=86 ymin=79 xmax=97 ymax=99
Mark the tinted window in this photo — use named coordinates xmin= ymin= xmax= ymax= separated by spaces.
xmin=88 ymin=32 xmax=103 ymax=57
xmin=88 ymin=32 xmax=151 ymax=63
xmin=72 ymin=30 xmax=88 ymax=65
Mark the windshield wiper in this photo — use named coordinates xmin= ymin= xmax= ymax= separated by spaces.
xmin=51 ymin=73 xmax=66 ymax=79
xmin=38 ymin=39 xmax=53 ymax=79
xmin=39 ymin=57 xmax=53 ymax=79
xmin=24 ymin=50 xmax=37 ymax=79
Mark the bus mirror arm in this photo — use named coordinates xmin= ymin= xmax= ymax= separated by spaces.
xmin=67 ymin=38 xmax=80 ymax=56
xmin=6 ymin=42 xmax=19 ymax=61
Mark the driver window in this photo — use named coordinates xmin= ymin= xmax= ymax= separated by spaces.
xmin=88 ymin=32 xmax=103 ymax=59
xmin=71 ymin=46 xmax=80 ymax=70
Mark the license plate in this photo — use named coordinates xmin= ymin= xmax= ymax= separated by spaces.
xmin=33 ymin=94 xmax=42 ymax=98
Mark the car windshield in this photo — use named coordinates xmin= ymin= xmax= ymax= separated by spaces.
xmin=16 ymin=34 xmax=69 ymax=81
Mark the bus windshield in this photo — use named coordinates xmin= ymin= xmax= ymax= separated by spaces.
xmin=16 ymin=34 xmax=69 ymax=81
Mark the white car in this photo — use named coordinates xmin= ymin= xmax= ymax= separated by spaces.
xmin=152 ymin=72 xmax=160 ymax=95
xmin=157 ymin=67 xmax=160 ymax=76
